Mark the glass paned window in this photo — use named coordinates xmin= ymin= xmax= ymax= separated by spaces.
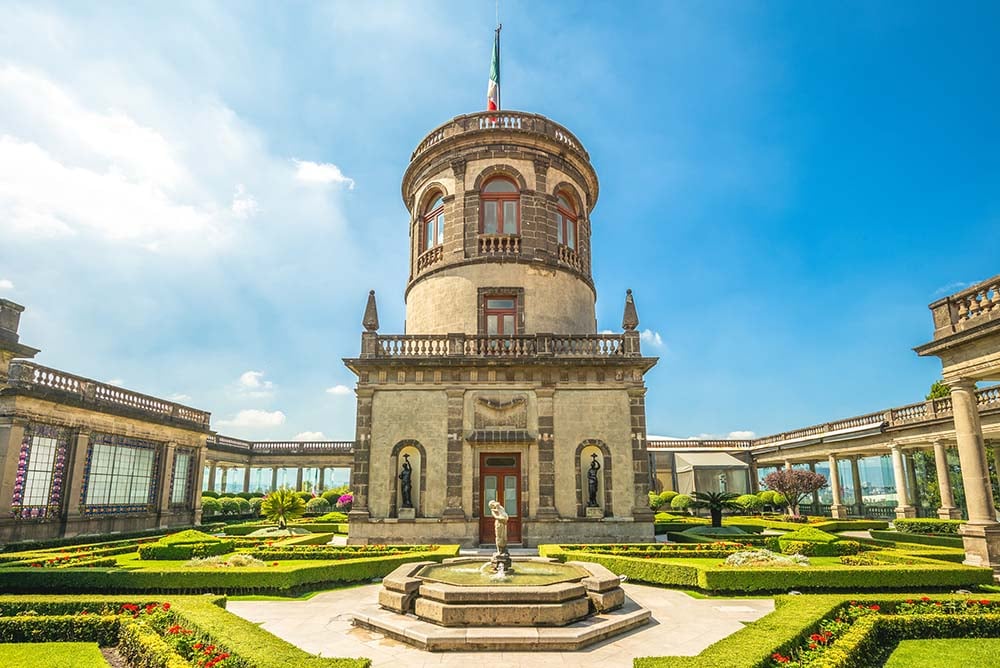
xmin=83 ymin=434 xmax=159 ymax=511
xmin=480 ymin=178 xmax=519 ymax=235
xmin=483 ymin=475 xmax=498 ymax=514
xmin=483 ymin=201 xmax=498 ymax=234
xmin=502 ymin=201 xmax=518 ymax=234
xmin=556 ymin=192 xmax=577 ymax=250
xmin=22 ymin=435 xmax=58 ymax=505
xmin=503 ymin=475 xmax=518 ymax=517
xmin=484 ymin=295 xmax=517 ymax=335
xmin=422 ymin=195 xmax=445 ymax=250
xmin=171 ymin=452 xmax=192 ymax=505
xmin=483 ymin=179 xmax=517 ymax=193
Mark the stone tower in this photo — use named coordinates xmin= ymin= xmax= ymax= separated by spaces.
xmin=345 ymin=110 xmax=657 ymax=547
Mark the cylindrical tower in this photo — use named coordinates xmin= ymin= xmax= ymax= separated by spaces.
xmin=402 ymin=111 xmax=600 ymax=335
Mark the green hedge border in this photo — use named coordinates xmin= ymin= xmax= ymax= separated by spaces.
xmin=633 ymin=593 xmax=1000 ymax=668
xmin=870 ymin=530 xmax=964 ymax=549
xmin=0 ymin=545 xmax=460 ymax=594
xmin=539 ymin=545 xmax=993 ymax=593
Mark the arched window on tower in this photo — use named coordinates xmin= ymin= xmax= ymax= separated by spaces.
xmin=555 ymin=192 xmax=577 ymax=250
xmin=422 ymin=194 xmax=445 ymax=252
xmin=480 ymin=177 xmax=520 ymax=236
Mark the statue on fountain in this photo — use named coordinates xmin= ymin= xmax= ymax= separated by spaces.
xmin=488 ymin=499 xmax=513 ymax=573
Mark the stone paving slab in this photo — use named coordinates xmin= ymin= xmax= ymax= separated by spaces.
xmin=226 ymin=583 xmax=774 ymax=668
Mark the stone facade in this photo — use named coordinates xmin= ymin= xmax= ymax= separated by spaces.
xmin=0 ymin=299 xmax=210 ymax=544
xmin=345 ymin=110 xmax=657 ymax=547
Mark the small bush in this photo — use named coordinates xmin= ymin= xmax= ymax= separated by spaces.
xmin=735 ymin=494 xmax=762 ymax=513
xmin=894 ymin=518 xmax=966 ymax=535
xmin=316 ymin=511 xmax=349 ymax=523
xmin=248 ymin=497 xmax=264 ymax=516
xmin=671 ymin=494 xmax=693 ymax=512
xmin=234 ymin=497 xmax=251 ymax=515
xmin=200 ymin=497 xmax=221 ymax=515
xmin=779 ymin=526 xmax=840 ymax=544
xmin=724 ymin=550 xmax=809 ymax=568
xmin=218 ymin=497 xmax=242 ymax=515
xmin=236 ymin=492 xmax=256 ymax=500
xmin=305 ymin=497 xmax=331 ymax=514
xmin=201 ymin=491 xmax=219 ymax=499
xmin=185 ymin=553 xmax=266 ymax=568
xmin=294 ymin=491 xmax=314 ymax=504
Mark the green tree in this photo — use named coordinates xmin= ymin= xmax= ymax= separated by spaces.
xmin=261 ymin=488 xmax=306 ymax=530
xmin=690 ymin=491 xmax=741 ymax=527
xmin=926 ymin=380 xmax=951 ymax=400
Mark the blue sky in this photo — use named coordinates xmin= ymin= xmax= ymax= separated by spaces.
xmin=1 ymin=2 xmax=997 ymax=441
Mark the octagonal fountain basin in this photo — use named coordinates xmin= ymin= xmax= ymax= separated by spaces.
xmin=417 ymin=559 xmax=589 ymax=586
xmin=353 ymin=557 xmax=651 ymax=651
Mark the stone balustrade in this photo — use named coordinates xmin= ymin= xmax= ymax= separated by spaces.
xmin=478 ymin=234 xmax=521 ymax=255
xmin=6 ymin=360 xmax=211 ymax=428
xmin=650 ymin=385 xmax=999 ymax=452
xmin=929 ymin=274 xmax=1000 ymax=340
xmin=558 ymin=244 xmax=584 ymax=272
xmin=367 ymin=332 xmax=633 ymax=359
xmin=206 ymin=435 xmax=354 ymax=455
xmin=417 ymin=245 xmax=444 ymax=272
xmin=411 ymin=110 xmax=589 ymax=163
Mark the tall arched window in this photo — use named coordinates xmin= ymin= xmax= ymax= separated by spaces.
xmin=555 ymin=192 xmax=577 ymax=250
xmin=422 ymin=194 xmax=445 ymax=251
xmin=480 ymin=178 xmax=520 ymax=235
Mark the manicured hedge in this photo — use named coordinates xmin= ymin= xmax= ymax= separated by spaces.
xmin=0 ymin=615 xmax=121 ymax=645
xmin=725 ymin=518 xmax=890 ymax=533
xmin=222 ymin=522 xmax=347 ymax=536
xmin=0 ymin=524 xmax=225 ymax=554
xmin=0 ymin=545 xmax=460 ymax=594
xmin=893 ymin=518 xmax=965 ymax=535
xmin=634 ymin=593 xmax=1000 ymax=668
xmin=273 ymin=533 xmax=336 ymax=546
xmin=871 ymin=530 xmax=964 ymax=548
xmin=138 ymin=540 xmax=234 ymax=560
xmin=117 ymin=620 xmax=190 ymax=668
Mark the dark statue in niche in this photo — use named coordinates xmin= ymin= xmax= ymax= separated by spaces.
xmin=587 ymin=453 xmax=601 ymax=507
xmin=398 ymin=453 xmax=413 ymax=509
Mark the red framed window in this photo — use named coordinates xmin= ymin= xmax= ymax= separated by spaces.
xmin=484 ymin=296 xmax=517 ymax=335
xmin=422 ymin=194 xmax=445 ymax=251
xmin=555 ymin=192 xmax=577 ymax=250
xmin=480 ymin=178 xmax=520 ymax=235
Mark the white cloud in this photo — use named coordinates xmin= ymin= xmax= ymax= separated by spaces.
xmin=168 ymin=393 xmax=192 ymax=403
xmin=640 ymin=329 xmax=664 ymax=347
xmin=294 ymin=159 xmax=355 ymax=189
xmin=106 ymin=378 xmax=124 ymax=386
xmin=218 ymin=409 xmax=286 ymax=428
xmin=326 ymin=384 xmax=352 ymax=396
xmin=674 ymin=431 xmax=757 ymax=441
xmin=231 ymin=183 xmax=259 ymax=219
xmin=0 ymin=279 xmax=13 ymax=290
xmin=727 ymin=430 xmax=756 ymax=439
xmin=237 ymin=370 xmax=275 ymax=398
xmin=933 ymin=280 xmax=976 ymax=297
xmin=293 ymin=431 xmax=326 ymax=441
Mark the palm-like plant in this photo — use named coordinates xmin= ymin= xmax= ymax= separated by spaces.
xmin=261 ymin=488 xmax=306 ymax=530
xmin=690 ymin=491 xmax=741 ymax=528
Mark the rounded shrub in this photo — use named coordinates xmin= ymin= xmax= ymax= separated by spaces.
xmin=321 ymin=489 xmax=341 ymax=505
xmin=234 ymin=497 xmax=251 ymax=515
xmin=202 ymin=491 xmax=220 ymax=499
xmin=236 ymin=492 xmax=256 ymax=500
xmin=201 ymin=496 xmax=221 ymax=515
xmin=772 ymin=492 xmax=788 ymax=507
xmin=306 ymin=497 xmax=331 ymax=514
xmin=671 ymin=494 xmax=693 ymax=512
xmin=758 ymin=490 xmax=776 ymax=505
xmin=735 ymin=494 xmax=762 ymax=513
xmin=294 ymin=491 xmax=314 ymax=504
xmin=219 ymin=497 xmax=242 ymax=515
xmin=249 ymin=497 xmax=264 ymax=516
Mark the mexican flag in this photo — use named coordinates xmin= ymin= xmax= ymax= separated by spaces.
xmin=487 ymin=27 xmax=500 ymax=111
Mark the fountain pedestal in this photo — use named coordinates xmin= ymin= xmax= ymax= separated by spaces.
xmin=489 ymin=550 xmax=513 ymax=573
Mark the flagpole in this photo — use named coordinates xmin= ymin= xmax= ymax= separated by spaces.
xmin=496 ymin=23 xmax=502 ymax=111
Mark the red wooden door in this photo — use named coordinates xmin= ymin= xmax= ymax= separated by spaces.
xmin=479 ymin=452 xmax=521 ymax=545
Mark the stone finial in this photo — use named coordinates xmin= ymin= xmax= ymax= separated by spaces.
xmin=362 ymin=290 xmax=380 ymax=332
xmin=622 ymin=289 xmax=639 ymax=331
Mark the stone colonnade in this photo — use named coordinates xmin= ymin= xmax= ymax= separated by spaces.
xmin=203 ymin=462 xmax=348 ymax=494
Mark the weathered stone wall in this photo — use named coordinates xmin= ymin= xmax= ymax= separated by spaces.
xmin=369 ymin=390 xmax=448 ymax=518
xmin=405 ymin=264 xmax=596 ymax=335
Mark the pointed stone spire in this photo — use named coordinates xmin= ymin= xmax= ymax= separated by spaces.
xmin=362 ymin=290 xmax=380 ymax=332
xmin=622 ymin=289 xmax=639 ymax=331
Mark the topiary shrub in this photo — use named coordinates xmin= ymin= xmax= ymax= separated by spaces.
xmin=780 ymin=526 xmax=840 ymax=544
xmin=735 ymin=494 xmax=763 ymax=514
xmin=234 ymin=497 xmax=251 ymax=515
xmin=305 ymin=497 xmax=331 ymax=514
xmin=236 ymin=492 xmax=256 ymax=500
xmin=893 ymin=518 xmax=966 ymax=535
xmin=200 ymin=497 xmax=221 ymax=515
xmin=248 ymin=497 xmax=264 ymax=517
xmin=316 ymin=511 xmax=349 ymax=523
xmin=670 ymin=494 xmax=693 ymax=512
xmin=218 ymin=497 xmax=242 ymax=515
xmin=201 ymin=491 xmax=220 ymax=499
xmin=294 ymin=491 xmax=314 ymax=504
xmin=138 ymin=530 xmax=235 ymax=560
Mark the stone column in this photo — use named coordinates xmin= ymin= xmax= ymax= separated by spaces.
xmin=63 ymin=431 xmax=92 ymax=522
xmin=220 ymin=467 xmax=229 ymax=494
xmin=441 ymin=388 xmax=467 ymax=520
xmin=933 ymin=439 xmax=961 ymax=519
xmin=890 ymin=444 xmax=916 ymax=519
xmin=784 ymin=460 xmax=792 ymax=471
xmin=992 ymin=443 xmax=1000 ymax=499
xmin=156 ymin=443 xmax=177 ymax=527
xmin=318 ymin=467 xmax=325 ymax=491
xmin=243 ymin=466 xmax=251 ymax=493
xmin=534 ymin=388 xmax=559 ymax=520
xmin=808 ymin=462 xmax=820 ymax=513
xmin=828 ymin=454 xmax=848 ymax=519
xmin=207 ymin=463 xmax=217 ymax=493
xmin=271 ymin=467 xmax=278 ymax=492
xmin=749 ymin=461 xmax=759 ymax=494
xmin=948 ymin=378 xmax=1000 ymax=569
xmin=295 ymin=467 xmax=303 ymax=491
xmin=850 ymin=456 xmax=864 ymax=516
xmin=905 ymin=452 xmax=922 ymax=509
xmin=191 ymin=447 xmax=207 ymax=523
xmin=0 ymin=420 xmax=27 ymax=512
xmin=348 ymin=387 xmax=374 ymax=522
xmin=627 ymin=387 xmax=655 ymax=522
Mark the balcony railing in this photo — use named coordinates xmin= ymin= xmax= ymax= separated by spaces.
xmin=366 ymin=332 xmax=636 ymax=359
xmin=929 ymin=274 xmax=1000 ymax=339
xmin=6 ymin=360 xmax=211 ymax=428
xmin=647 ymin=385 xmax=999 ymax=452
xmin=558 ymin=244 xmax=584 ymax=272
xmin=411 ymin=110 xmax=589 ymax=163
xmin=206 ymin=436 xmax=354 ymax=455
xmin=417 ymin=245 xmax=443 ymax=272
xmin=479 ymin=234 xmax=520 ymax=256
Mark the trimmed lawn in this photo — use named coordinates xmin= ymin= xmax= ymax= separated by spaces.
xmin=0 ymin=642 xmax=109 ymax=667
xmin=884 ymin=638 xmax=1000 ymax=668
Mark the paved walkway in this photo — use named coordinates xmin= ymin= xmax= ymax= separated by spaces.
xmin=227 ymin=584 xmax=773 ymax=668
